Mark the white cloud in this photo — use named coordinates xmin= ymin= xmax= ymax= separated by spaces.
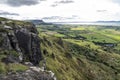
xmin=0 ymin=0 xmax=120 ymax=21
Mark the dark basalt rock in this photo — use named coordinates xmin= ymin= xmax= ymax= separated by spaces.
xmin=15 ymin=28 xmax=42 ymax=65
xmin=0 ymin=21 xmax=43 ymax=65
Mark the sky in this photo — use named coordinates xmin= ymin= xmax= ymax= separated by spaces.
xmin=0 ymin=0 xmax=120 ymax=22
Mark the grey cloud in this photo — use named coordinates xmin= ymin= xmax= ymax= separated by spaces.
xmin=0 ymin=1 xmax=6 ymax=4
xmin=56 ymin=0 xmax=74 ymax=4
xmin=6 ymin=0 xmax=40 ymax=7
xmin=0 ymin=10 xmax=19 ymax=16
xmin=96 ymin=10 xmax=107 ymax=12
xmin=0 ymin=0 xmax=47 ymax=7
xmin=42 ymin=16 xmax=61 ymax=20
xmin=51 ymin=4 xmax=58 ymax=7
xmin=42 ymin=15 xmax=80 ymax=20
xmin=51 ymin=0 xmax=74 ymax=7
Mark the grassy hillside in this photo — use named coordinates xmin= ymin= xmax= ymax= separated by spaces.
xmin=37 ymin=24 xmax=120 ymax=80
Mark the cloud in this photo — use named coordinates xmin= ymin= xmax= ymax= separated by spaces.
xmin=0 ymin=10 xmax=19 ymax=16
xmin=111 ymin=0 xmax=120 ymax=5
xmin=0 ymin=0 xmax=46 ymax=7
xmin=42 ymin=15 xmax=80 ymax=20
xmin=51 ymin=4 xmax=58 ymax=7
xmin=51 ymin=0 xmax=74 ymax=7
xmin=111 ymin=0 xmax=120 ymax=3
xmin=96 ymin=10 xmax=107 ymax=12
xmin=56 ymin=0 xmax=74 ymax=4
xmin=6 ymin=0 xmax=40 ymax=7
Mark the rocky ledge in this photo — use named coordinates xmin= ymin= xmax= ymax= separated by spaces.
xmin=0 ymin=63 xmax=56 ymax=80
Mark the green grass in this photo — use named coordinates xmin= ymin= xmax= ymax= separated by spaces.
xmin=0 ymin=62 xmax=28 ymax=74
xmin=54 ymin=33 xmax=65 ymax=37
xmin=71 ymin=27 xmax=86 ymax=30
xmin=0 ymin=17 xmax=8 ymax=21
xmin=64 ymin=39 xmax=100 ymax=50
xmin=0 ymin=62 xmax=6 ymax=74
xmin=8 ymin=63 xmax=28 ymax=72
xmin=80 ymin=33 xmax=117 ymax=43
xmin=70 ymin=25 xmax=120 ymax=43
xmin=0 ymin=50 xmax=28 ymax=74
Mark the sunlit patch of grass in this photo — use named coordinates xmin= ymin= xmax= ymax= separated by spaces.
xmin=103 ymin=34 xmax=120 ymax=41
xmin=0 ymin=62 xmax=6 ymax=74
xmin=64 ymin=39 xmax=100 ymax=50
xmin=80 ymin=33 xmax=117 ymax=43
xmin=71 ymin=27 xmax=86 ymax=30
xmin=8 ymin=63 xmax=28 ymax=72
xmin=54 ymin=33 xmax=65 ymax=37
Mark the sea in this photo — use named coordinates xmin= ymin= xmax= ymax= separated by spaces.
xmin=52 ymin=22 xmax=120 ymax=26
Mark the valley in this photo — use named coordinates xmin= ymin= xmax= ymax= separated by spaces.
xmin=36 ymin=24 xmax=120 ymax=80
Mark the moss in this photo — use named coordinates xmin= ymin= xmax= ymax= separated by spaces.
xmin=0 ymin=17 xmax=7 ymax=21
xmin=8 ymin=63 xmax=28 ymax=72
xmin=0 ymin=62 xmax=28 ymax=74
xmin=0 ymin=62 xmax=6 ymax=74
xmin=0 ymin=27 xmax=8 ymax=33
xmin=9 ymin=50 xmax=20 ymax=57
xmin=0 ymin=50 xmax=19 ymax=59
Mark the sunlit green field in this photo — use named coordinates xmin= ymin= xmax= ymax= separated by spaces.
xmin=71 ymin=26 xmax=120 ymax=42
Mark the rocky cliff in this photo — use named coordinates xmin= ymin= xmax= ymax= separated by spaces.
xmin=0 ymin=18 xmax=42 ymax=65
xmin=0 ymin=17 xmax=55 ymax=80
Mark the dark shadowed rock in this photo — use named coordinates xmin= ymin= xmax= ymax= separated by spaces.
xmin=0 ymin=19 xmax=43 ymax=65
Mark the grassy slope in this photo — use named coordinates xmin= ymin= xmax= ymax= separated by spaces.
xmin=38 ymin=31 xmax=120 ymax=80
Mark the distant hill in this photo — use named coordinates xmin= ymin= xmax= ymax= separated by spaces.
xmin=95 ymin=21 xmax=120 ymax=23
xmin=27 ymin=20 xmax=52 ymax=25
xmin=27 ymin=20 xmax=45 ymax=25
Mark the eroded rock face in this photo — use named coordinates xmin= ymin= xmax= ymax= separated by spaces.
xmin=15 ymin=27 xmax=42 ymax=65
xmin=0 ymin=21 xmax=42 ymax=65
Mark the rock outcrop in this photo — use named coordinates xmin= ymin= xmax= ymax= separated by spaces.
xmin=0 ymin=65 xmax=56 ymax=80
xmin=0 ymin=19 xmax=42 ymax=65
xmin=0 ymin=18 xmax=56 ymax=80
